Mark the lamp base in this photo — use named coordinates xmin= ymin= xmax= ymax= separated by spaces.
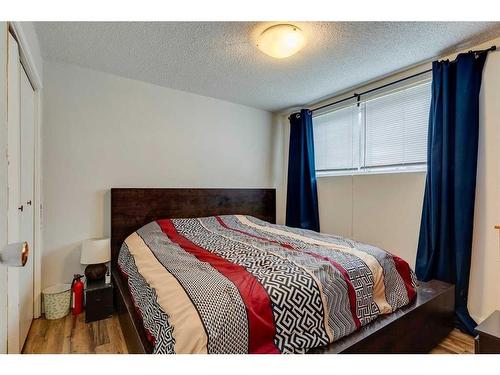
xmin=84 ymin=263 xmax=107 ymax=281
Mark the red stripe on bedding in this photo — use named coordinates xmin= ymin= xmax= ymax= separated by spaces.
xmin=215 ymin=216 xmax=361 ymax=330
xmin=391 ymin=255 xmax=417 ymax=302
xmin=157 ymin=219 xmax=279 ymax=354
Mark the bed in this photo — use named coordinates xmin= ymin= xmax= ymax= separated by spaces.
xmin=111 ymin=188 xmax=454 ymax=354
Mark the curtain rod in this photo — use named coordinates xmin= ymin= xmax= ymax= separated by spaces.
xmin=311 ymin=69 xmax=431 ymax=114
xmin=295 ymin=45 xmax=497 ymax=117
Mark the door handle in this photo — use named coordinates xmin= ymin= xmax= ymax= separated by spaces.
xmin=18 ymin=205 xmax=23 ymax=212
xmin=26 ymin=200 xmax=32 ymax=206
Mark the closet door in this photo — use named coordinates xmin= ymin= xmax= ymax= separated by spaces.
xmin=7 ymin=32 xmax=22 ymax=354
xmin=18 ymin=65 xmax=35 ymax=351
xmin=7 ymin=32 xmax=35 ymax=354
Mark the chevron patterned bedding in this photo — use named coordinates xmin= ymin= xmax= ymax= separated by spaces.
xmin=117 ymin=215 xmax=417 ymax=354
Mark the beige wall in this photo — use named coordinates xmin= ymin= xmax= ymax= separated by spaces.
xmin=42 ymin=61 xmax=276 ymax=289
xmin=277 ymin=36 xmax=500 ymax=322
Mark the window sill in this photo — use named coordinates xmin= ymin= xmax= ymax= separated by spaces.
xmin=316 ymin=164 xmax=427 ymax=178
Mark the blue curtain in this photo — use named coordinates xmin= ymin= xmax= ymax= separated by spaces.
xmin=416 ymin=51 xmax=490 ymax=335
xmin=286 ymin=109 xmax=320 ymax=232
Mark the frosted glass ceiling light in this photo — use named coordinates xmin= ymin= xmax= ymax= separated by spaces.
xmin=257 ymin=24 xmax=306 ymax=59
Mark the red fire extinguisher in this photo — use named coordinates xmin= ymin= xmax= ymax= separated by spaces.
xmin=71 ymin=274 xmax=84 ymax=315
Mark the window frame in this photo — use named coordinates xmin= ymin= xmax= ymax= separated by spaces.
xmin=313 ymin=77 xmax=431 ymax=178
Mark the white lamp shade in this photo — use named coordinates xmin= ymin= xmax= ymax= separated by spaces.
xmin=80 ymin=238 xmax=111 ymax=265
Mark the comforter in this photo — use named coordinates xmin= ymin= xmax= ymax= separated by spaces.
xmin=118 ymin=215 xmax=416 ymax=354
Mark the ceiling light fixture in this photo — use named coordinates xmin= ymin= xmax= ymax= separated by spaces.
xmin=256 ymin=24 xmax=306 ymax=59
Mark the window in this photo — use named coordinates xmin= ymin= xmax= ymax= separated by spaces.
xmin=314 ymin=80 xmax=431 ymax=176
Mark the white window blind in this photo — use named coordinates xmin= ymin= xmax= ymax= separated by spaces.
xmin=364 ymin=82 xmax=431 ymax=168
xmin=313 ymin=80 xmax=431 ymax=176
xmin=314 ymin=105 xmax=358 ymax=171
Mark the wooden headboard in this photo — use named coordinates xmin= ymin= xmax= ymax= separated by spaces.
xmin=110 ymin=188 xmax=276 ymax=266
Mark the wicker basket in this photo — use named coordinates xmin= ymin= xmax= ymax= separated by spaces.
xmin=43 ymin=284 xmax=71 ymax=320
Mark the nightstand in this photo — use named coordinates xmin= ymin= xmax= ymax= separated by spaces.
xmin=475 ymin=310 xmax=500 ymax=354
xmin=85 ymin=278 xmax=113 ymax=323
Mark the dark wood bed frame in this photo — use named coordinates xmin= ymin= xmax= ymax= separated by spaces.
xmin=110 ymin=188 xmax=455 ymax=354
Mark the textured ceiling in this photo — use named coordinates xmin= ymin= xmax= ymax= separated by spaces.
xmin=34 ymin=22 xmax=500 ymax=112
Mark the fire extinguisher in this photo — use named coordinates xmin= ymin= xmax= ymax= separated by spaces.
xmin=71 ymin=274 xmax=84 ymax=315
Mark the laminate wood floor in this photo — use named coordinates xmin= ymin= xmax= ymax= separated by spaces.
xmin=22 ymin=313 xmax=128 ymax=354
xmin=23 ymin=315 xmax=473 ymax=354
xmin=430 ymin=328 xmax=474 ymax=354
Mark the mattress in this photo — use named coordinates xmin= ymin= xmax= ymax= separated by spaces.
xmin=118 ymin=215 xmax=416 ymax=354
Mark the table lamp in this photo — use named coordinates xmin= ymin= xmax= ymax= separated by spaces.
xmin=80 ymin=238 xmax=110 ymax=281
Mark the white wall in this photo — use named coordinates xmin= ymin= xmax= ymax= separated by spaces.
xmin=277 ymin=37 xmax=500 ymax=322
xmin=42 ymin=61 xmax=275 ymax=289
xmin=272 ymin=113 xmax=287 ymax=225
xmin=317 ymin=173 xmax=426 ymax=266
xmin=469 ymin=48 xmax=500 ymax=321
xmin=0 ymin=21 xmax=9 ymax=354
